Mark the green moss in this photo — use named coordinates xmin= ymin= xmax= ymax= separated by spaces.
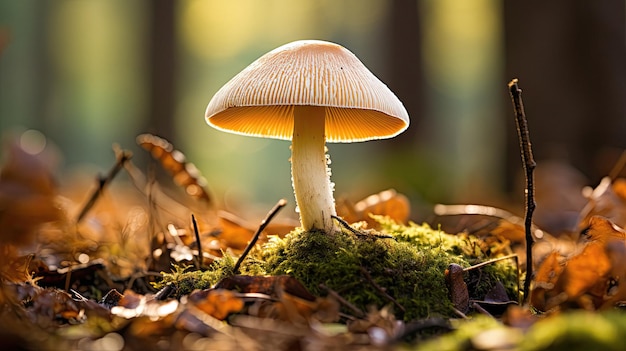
xmin=520 ymin=310 xmax=626 ymax=351
xmin=378 ymin=217 xmax=520 ymax=304
xmin=412 ymin=315 xmax=505 ymax=351
xmin=152 ymin=254 xmax=236 ymax=297
xmin=152 ymin=217 xmax=519 ymax=320
xmin=251 ymin=217 xmax=519 ymax=321
xmin=410 ymin=310 xmax=626 ymax=351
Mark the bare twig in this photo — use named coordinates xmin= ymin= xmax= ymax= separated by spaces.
xmin=331 ymin=215 xmax=362 ymax=235
xmin=464 ymin=253 xmax=521 ymax=304
xmin=75 ymin=149 xmax=132 ymax=223
xmin=508 ymin=79 xmax=536 ymax=304
xmin=233 ymin=199 xmax=288 ymax=273
xmin=462 ymin=253 xmax=518 ymax=272
xmin=359 ymin=267 xmax=405 ymax=313
xmin=331 ymin=215 xmax=394 ymax=239
xmin=471 ymin=301 xmax=494 ymax=317
xmin=191 ymin=214 xmax=202 ymax=270
xmin=319 ymin=283 xmax=366 ymax=318
xmin=608 ymin=150 xmax=626 ymax=180
xmin=433 ymin=203 xmax=544 ymax=239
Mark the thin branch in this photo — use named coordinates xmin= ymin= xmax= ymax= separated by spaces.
xmin=331 ymin=215 xmax=362 ymax=235
xmin=464 ymin=253 xmax=522 ymax=304
xmin=508 ymin=78 xmax=536 ymax=304
xmin=331 ymin=215 xmax=394 ymax=239
xmin=433 ymin=203 xmax=544 ymax=239
xmin=233 ymin=199 xmax=287 ymax=274
xmin=191 ymin=214 xmax=202 ymax=270
xmin=608 ymin=150 xmax=626 ymax=180
xmin=462 ymin=253 xmax=518 ymax=272
xmin=75 ymin=149 xmax=132 ymax=223
xmin=319 ymin=283 xmax=365 ymax=318
xmin=359 ymin=267 xmax=405 ymax=314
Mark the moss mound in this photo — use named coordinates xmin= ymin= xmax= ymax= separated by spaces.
xmin=254 ymin=217 xmax=518 ymax=321
xmin=153 ymin=217 xmax=518 ymax=321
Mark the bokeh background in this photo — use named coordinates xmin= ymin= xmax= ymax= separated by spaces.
xmin=1 ymin=0 xmax=625 ymax=222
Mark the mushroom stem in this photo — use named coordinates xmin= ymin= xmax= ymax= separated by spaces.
xmin=291 ymin=105 xmax=337 ymax=233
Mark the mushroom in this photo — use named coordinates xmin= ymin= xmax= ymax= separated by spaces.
xmin=205 ymin=40 xmax=409 ymax=233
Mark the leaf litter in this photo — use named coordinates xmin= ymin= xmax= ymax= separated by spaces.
xmin=1 ymin=127 xmax=626 ymax=351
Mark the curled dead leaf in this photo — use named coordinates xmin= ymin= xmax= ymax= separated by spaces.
xmin=531 ymin=216 xmax=626 ymax=311
xmin=0 ymin=141 xmax=61 ymax=248
xmin=337 ymin=189 xmax=410 ymax=228
xmin=189 ymin=289 xmax=244 ymax=320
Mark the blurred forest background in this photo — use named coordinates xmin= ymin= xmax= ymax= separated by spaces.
xmin=1 ymin=0 xmax=625 ymax=222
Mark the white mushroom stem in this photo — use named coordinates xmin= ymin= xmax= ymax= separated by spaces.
xmin=291 ymin=105 xmax=337 ymax=233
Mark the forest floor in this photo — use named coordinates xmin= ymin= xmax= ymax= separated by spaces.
xmin=2 ymin=129 xmax=626 ymax=351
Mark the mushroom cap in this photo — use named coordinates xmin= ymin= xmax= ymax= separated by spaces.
xmin=205 ymin=40 xmax=409 ymax=143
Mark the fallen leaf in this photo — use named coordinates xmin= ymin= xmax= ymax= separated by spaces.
xmin=532 ymin=216 xmax=626 ymax=311
xmin=337 ymin=189 xmax=410 ymax=228
xmin=215 ymin=275 xmax=316 ymax=302
xmin=0 ymin=141 xmax=61 ymax=247
xmin=137 ymin=133 xmax=212 ymax=204
xmin=189 ymin=289 xmax=244 ymax=320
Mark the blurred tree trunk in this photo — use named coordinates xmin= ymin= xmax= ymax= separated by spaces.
xmin=0 ymin=2 xmax=49 ymax=131
xmin=504 ymin=0 xmax=626 ymax=190
xmin=146 ymin=0 xmax=177 ymax=142
xmin=384 ymin=0 xmax=424 ymax=147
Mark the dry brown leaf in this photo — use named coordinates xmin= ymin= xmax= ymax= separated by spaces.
xmin=0 ymin=141 xmax=61 ymax=247
xmin=578 ymin=177 xmax=626 ymax=230
xmin=444 ymin=263 xmax=469 ymax=313
xmin=112 ymin=290 xmax=179 ymax=320
xmin=216 ymin=211 xmax=297 ymax=253
xmin=214 ymin=275 xmax=339 ymax=324
xmin=337 ymin=188 xmax=410 ymax=228
xmin=137 ymin=133 xmax=212 ymax=204
xmin=189 ymin=289 xmax=244 ymax=320
xmin=215 ymin=275 xmax=316 ymax=302
xmin=531 ymin=216 xmax=626 ymax=311
xmin=269 ymin=291 xmax=339 ymax=324
xmin=530 ymin=251 xmax=564 ymax=311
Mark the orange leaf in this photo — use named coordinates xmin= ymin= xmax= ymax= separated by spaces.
xmin=0 ymin=141 xmax=61 ymax=247
xmin=190 ymin=289 xmax=244 ymax=320
xmin=337 ymin=189 xmax=410 ymax=228
xmin=532 ymin=216 xmax=626 ymax=311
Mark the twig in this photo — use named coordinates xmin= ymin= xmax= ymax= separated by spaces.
xmin=319 ymin=283 xmax=366 ymax=318
xmin=393 ymin=318 xmax=452 ymax=342
xmin=75 ymin=149 xmax=132 ymax=223
xmin=331 ymin=215 xmax=395 ymax=239
xmin=191 ymin=214 xmax=202 ymax=270
xmin=508 ymin=79 xmax=536 ymax=304
xmin=464 ymin=253 xmax=521 ymax=304
xmin=608 ymin=150 xmax=626 ymax=180
xmin=359 ymin=267 xmax=405 ymax=314
xmin=433 ymin=203 xmax=544 ymax=239
xmin=233 ymin=199 xmax=287 ymax=273
xmin=332 ymin=215 xmax=362 ymax=235
xmin=471 ymin=301 xmax=494 ymax=318
xmin=462 ymin=253 xmax=518 ymax=272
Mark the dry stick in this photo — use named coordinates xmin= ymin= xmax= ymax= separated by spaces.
xmin=332 ymin=215 xmax=394 ymax=239
xmin=359 ymin=266 xmax=406 ymax=313
xmin=191 ymin=214 xmax=202 ymax=270
xmin=319 ymin=283 xmax=366 ymax=318
xmin=331 ymin=215 xmax=362 ymax=235
xmin=233 ymin=199 xmax=288 ymax=274
xmin=75 ymin=150 xmax=133 ymax=223
xmin=508 ymin=79 xmax=536 ymax=304
xmin=464 ymin=253 xmax=522 ymax=304
xmin=462 ymin=253 xmax=518 ymax=272
xmin=608 ymin=150 xmax=626 ymax=180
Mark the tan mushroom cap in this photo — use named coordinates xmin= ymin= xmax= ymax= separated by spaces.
xmin=205 ymin=40 xmax=409 ymax=143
